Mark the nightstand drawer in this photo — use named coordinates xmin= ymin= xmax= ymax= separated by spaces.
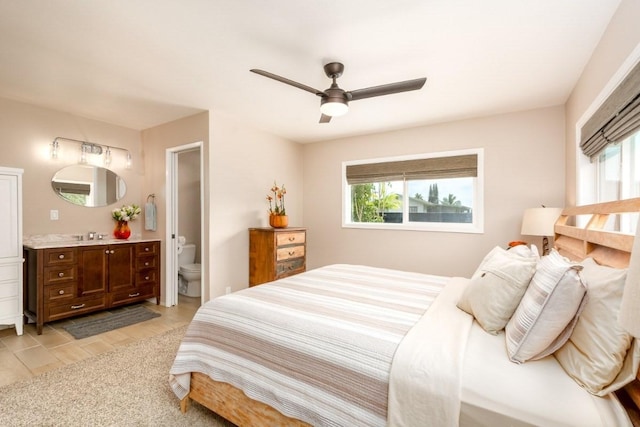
xmin=276 ymin=245 xmax=305 ymax=261
xmin=276 ymin=232 xmax=306 ymax=246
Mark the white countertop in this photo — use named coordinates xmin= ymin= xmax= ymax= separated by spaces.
xmin=23 ymin=234 xmax=160 ymax=250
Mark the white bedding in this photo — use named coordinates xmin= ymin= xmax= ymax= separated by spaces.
xmin=171 ymin=265 xmax=632 ymax=427
xmin=460 ymin=320 xmax=632 ymax=427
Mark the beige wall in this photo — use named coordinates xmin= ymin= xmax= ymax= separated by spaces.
xmin=0 ymin=97 xmax=142 ymax=237
xmin=208 ymin=111 xmax=303 ymax=297
xmin=140 ymin=112 xmax=209 ymax=302
xmin=565 ymin=0 xmax=640 ymax=205
xmin=302 ymin=106 xmax=565 ymax=278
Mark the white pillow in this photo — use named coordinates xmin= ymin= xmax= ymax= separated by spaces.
xmin=555 ymin=258 xmax=640 ymax=396
xmin=506 ymin=249 xmax=587 ymax=363
xmin=457 ymin=246 xmax=538 ymax=334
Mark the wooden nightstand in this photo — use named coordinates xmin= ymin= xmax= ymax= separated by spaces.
xmin=249 ymin=227 xmax=306 ymax=286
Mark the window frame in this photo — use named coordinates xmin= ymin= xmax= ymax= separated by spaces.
xmin=342 ymin=148 xmax=484 ymax=233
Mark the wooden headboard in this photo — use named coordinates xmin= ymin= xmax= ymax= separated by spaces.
xmin=553 ymin=197 xmax=640 ymax=420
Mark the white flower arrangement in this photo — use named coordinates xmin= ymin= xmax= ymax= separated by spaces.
xmin=112 ymin=204 xmax=141 ymax=222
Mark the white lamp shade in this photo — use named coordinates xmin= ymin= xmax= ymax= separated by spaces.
xmin=619 ymin=214 xmax=640 ymax=338
xmin=521 ymin=207 xmax=563 ymax=236
xmin=320 ymin=101 xmax=348 ymax=117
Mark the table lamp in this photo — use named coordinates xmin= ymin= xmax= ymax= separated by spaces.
xmin=521 ymin=207 xmax=563 ymax=255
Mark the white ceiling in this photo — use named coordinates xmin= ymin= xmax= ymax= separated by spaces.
xmin=0 ymin=1 xmax=622 ymax=143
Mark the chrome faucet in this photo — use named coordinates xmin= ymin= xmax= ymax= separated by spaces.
xmin=88 ymin=231 xmax=96 ymax=240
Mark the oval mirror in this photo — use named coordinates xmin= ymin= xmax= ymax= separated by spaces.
xmin=51 ymin=165 xmax=127 ymax=207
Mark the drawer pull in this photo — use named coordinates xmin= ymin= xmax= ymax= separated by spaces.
xmin=58 ymin=254 xmax=65 ymax=259
xmin=105 ymin=250 xmax=110 ymax=254
xmin=145 ymin=247 xmax=150 ymax=252
xmin=71 ymin=304 xmax=85 ymax=310
xmin=58 ymin=272 xmax=65 ymax=278
xmin=288 ymin=237 xmax=295 ymax=241
xmin=145 ymin=276 xmax=150 ymax=280
xmin=288 ymin=251 xmax=295 ymax=256
xmin=129 ymin=292 xmax=140 ymax=297
xmin=110 ymin=250 xmax=115 ymax=254
xmin=144 ymin=262 xmax=150 ymax=266
xmin=58 ymin=290 xmax=65 ymax=295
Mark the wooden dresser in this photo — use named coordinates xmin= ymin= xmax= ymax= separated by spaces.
xmin=249 ymin=227 xmax=306 ymax=286
xmin=23 ymin=240 xmax=161 ymax=334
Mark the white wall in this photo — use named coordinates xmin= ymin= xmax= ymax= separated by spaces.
xmin=302 ymin=106 xmax=565 ymax=278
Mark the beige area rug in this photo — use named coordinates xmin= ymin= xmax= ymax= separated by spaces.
xmin=0 ymin=326 xmax=235 ymax=427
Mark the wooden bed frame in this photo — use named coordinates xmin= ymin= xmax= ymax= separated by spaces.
xmin=180 ymin=198 xmax=640 ymax=426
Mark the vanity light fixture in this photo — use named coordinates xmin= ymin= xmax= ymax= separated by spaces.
xmin=51 ymin=137 xmax=132 ymax=169
xmin=50 ymin=139 xmax=59 ymax=159
xmin=104 ymin=147 xmax=112 ymax=167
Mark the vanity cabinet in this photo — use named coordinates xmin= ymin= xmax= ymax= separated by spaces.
xmin=249 ymin=227 xmax=306 ymax=286
xmin=24 ymin=240 xmax=160 ymax=334
xmin=0 ymin=167 xmax=23 ymax=335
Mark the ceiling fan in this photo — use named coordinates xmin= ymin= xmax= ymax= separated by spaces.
xmin=250 ymin=62 xmax=427 ymax=123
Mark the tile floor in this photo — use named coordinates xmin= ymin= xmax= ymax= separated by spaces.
xmin=0 ymin=295 xmax=200 ymax=388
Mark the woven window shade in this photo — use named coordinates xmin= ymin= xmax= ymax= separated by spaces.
xmin=52 ymin=182 xmax=91 ymax=195
xmin=346 ymin=154 xmax=477 ymax=185
xmin=580 ymin=60 xmax=640 ymax=160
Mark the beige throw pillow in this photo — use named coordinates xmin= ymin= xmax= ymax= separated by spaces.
xmin=457 ymin=246 xmax=537 ymax=334
xmin=555 ymin=258 xmax=640 ymax=396
xmin=506 ymin=249 xmax=587 ymax=363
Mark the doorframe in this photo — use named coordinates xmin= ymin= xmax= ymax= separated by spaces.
xmin=165 ymin=141 xmax=205 ymax=307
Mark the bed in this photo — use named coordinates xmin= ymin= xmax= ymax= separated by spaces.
xmin=170 ymin=198 xmax=640 ymax=426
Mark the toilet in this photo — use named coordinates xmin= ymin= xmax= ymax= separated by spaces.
xmin=177 ymin=239 xmax=201 ymax=298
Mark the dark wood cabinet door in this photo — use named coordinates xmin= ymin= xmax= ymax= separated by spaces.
xmin=108 ymin=244 xmax=135 ymax=292
xmin=78 ymin=246 xmax=108 ymax=297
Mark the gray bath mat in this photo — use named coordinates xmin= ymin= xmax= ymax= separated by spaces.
xmin=63 ymin=305 xmax=161 ymax=339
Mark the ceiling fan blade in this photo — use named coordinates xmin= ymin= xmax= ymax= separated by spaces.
xmin=250 ymin=69 xmax=325 ymax=96
xmin=347 ymin=77 xmax=427 ymax=101
xmin=319 ymin=114 xmax=332 ymax=124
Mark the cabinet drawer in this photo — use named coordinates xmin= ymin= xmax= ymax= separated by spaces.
xmin=136 ymin=243 xmax=159 ymax=256
xmin=0 ymin=281 xmax=18 ymax=298
xmin=45 ymin=284 xmax=75 ymax=302
xmin=137 ymin=254 xmax=157 ymax=270
xmin=276 ymin=258 xmax=305 ymax=277
xmin=46 ymin=296 xmax=106 ymax=321
xmin=44 ymin=248 xmax=77 ymax=265
xmin=44 ymin=266 xmax=77 ymax=284
xmin=0 ymin=298 xmax=19 ymax=315
xmin=276 ymin=232 xmax=306 ymax=247
xmin=110 ymin=283 xmax=156 ymax=306
xmin=276 ymin=245 xmax=305 ymax=261
xmin=136 ymin=269 xmax=158 ymax=285
xmin=0 ymin=263 xmax=19 ymax=282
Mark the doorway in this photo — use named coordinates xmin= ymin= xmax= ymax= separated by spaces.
xmin=165 ymin=141 xmax=205 ymax=307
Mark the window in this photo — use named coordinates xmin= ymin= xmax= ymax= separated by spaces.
xmin=342 ymin=149 xmax=483 ymax=233
xmin=579 ymin=59 xmax=640 ymax=234
xmin=593 ymin=132 xmax=640 ymax=234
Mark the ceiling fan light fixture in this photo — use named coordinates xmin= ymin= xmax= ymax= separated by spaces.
xmin=320 ymin=99 xmax=349 ymax=117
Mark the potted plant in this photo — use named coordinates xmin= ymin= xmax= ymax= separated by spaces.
xmin=266 ymin=182 xmax=288 ymax=228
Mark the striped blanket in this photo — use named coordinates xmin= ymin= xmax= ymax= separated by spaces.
xmin=169 ymin=264 xmax=453 ymax=426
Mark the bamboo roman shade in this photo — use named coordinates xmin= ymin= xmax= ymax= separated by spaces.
xmin=346 ymin=154 xmax=477 ymax=185
xmin=580 ymin=60 xmax=640 ymax=159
